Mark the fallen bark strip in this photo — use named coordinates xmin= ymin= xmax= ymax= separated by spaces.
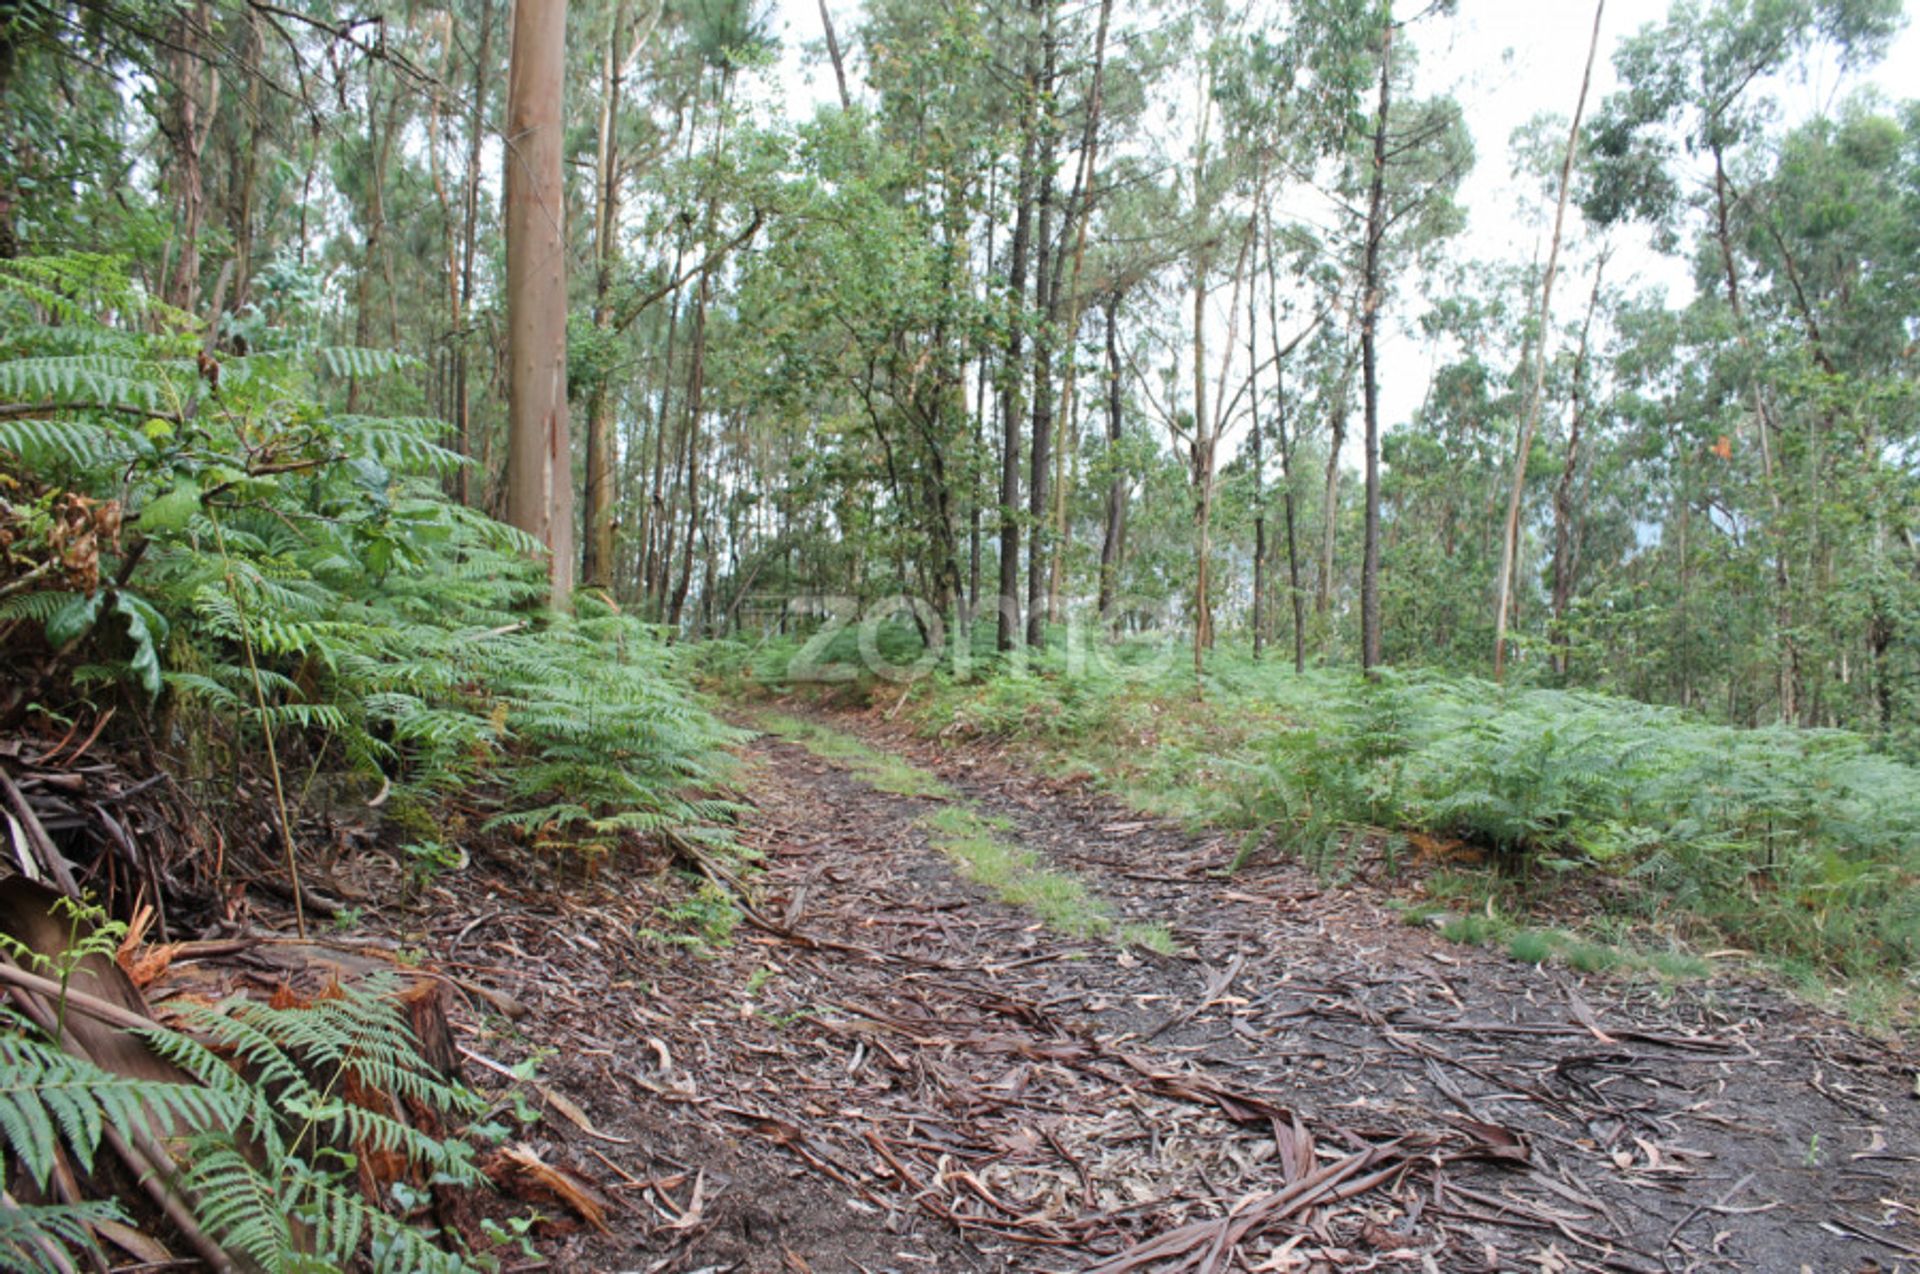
xmin=1083 ymin=1142 xmax=1402 ymax=1274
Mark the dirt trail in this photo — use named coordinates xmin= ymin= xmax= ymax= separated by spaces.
xmin=504 ymin=704 xmax=1918 ymax=1273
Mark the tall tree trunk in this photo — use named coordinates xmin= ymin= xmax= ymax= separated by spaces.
xmin=349 ymin=77 xmax=400 ymax=412
xmin=1316 ymin=353 xmax=1349 ymax=625
xmin=668 ymin=265 xmax=712 ymax=632
xmin=668 ymin=107 xmax=733 ymax=634
xmin=1711 ymin=144 xmax=1797 ymax=721
xmin=1024 ymin=0 xmax=1057 ymax=651
xmin=968 ymin=167 xmax=998 ymax=626
xmin=583 ymin=0 xmax=631 ymax=591
xmin=228 ymin=8 xmax=263 ymax=308
xmin=165 ymin=1 xmax=218 ymax=313
xmin=1550 ymin=252 xmax=1607 ymax=678
xmin=1280 ymin=371 xmax=1305 ymax=673
xmin=504 ymin=0 xmax=574 ymax=608
xmin=1191 ymin=256 xmax=1211 ymax=676
xmin=1493 ymin=0 xmax=1602 ymax=681
xmin=1262 ymin=211 xmax=1309 ymax=674
xmin=1248 ymin=229 xmax=1266 ymax=659
xmin=818 ymin=0 xmax=852 ymax=111
xmin=1044 ymin=0 xmax=1114 ymax=624
xmin=428 ymin=23 xmax=459 ymax=440
xmin=644 ymin=240 xmax=688 ymax=610
xmin=997 ymin=44 xmax=1041 ymax=653
xmin=454 ymin=0 xmax=496 ymax=508
xmin=1187 ymin=66 xmax=1218 ymax=683
xmin=1097 ymin=291 xmax=1127 ymax=622
xmin=0 ymin=28 xmax=18 ymax=258
xmin=1358 ymin=7 xmax=1392 ymax=673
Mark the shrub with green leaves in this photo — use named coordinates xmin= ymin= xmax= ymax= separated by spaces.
xmin=0 ymin=254 xmax=734 ymax=855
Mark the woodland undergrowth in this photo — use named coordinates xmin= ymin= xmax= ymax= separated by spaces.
xmin=708 ymin=617 xmax=1920 ymax=1023
xmin=0 ymin=255 xmax=737 ymax=863
xmin=0 ymin=255 xmax=739 ymax=1268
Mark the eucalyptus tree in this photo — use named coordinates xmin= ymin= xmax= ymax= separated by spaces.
xmin=1343 ymin=1 xmax=1471 ymax=670
xmin=1741 ymin=104 xmax=1920 ymax=735
xmin=504 ymin=0 xmax=573 ymax=607
xmin=1582 ymin=0 xmax=1905 ymax=719
xmin=1491 ymin=0 xmax=1605 ymax=682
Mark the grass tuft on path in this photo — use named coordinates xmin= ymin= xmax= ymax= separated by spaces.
xmin=755 ymin=712 xmax=1173 ymax=954
xmin=918 ymin=806 xmax=1176 ymax=953
xmin=756 ymin=712 xmax=955 ymax=799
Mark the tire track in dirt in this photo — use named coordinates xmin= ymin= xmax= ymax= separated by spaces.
xmin=723 ymin=704 xmax=1920 ymax=1273
xmin=526 ymin=704 xmax=1918 ymax=1272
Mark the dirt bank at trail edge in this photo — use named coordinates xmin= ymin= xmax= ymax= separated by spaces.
xmin=460 ymin=701 xmax=1919 ymax=1273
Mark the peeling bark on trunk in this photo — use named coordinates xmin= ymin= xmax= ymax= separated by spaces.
xmin=504 ymin=0 xmax=574 ymax=609
xmin=165 ymin=2 xmax=218 ymax=314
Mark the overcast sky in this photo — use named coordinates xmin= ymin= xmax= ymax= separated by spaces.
xmin=751 ymin=0 xmax=1917 ymax=442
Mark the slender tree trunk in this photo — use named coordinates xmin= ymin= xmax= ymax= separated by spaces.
xmin=0 ymin=29 xmax=18 ymax=258
xmin=1025 ymin=0 xmax=1057 ymax=650
xmin=1192 ymin=258 xmax=1211 ymax=676
xmin=504 ymin=0 xmax=574 ymax=608
xmin=1317 ymin=353 xmax=1350 ymax=624
xmin=165 ymin=1 xmax=218 ymax=313
xmin=229 ymin=9 xmax=262 ymax=308
xmin=1261 ymin=211 xmax=1309 ymax=674
xmin=1494 ymin=0 xmax=1602 ymax=681
xmin=349 ymin=78 xmax=400 ymax=412
xmin=1044 ymin=0 xmax=1113 ymax=624
xmin=1711 ymin=146 xmax=1798 ymax=722
xmin=1280 ymin=372 xmax=1305 ymax=673
xmin=644 ymin=239 xmax=688 ymax=609
xmin=818 ymin=0 xmax=852 ymax=111
xmin=1097 ymin=292 xmax=1127 ymax=622
xmin=969 ymin=167 xmax=998 ymax=625
xmin=583 ymin=0 xmax=630 ymax=590
xmin=997 ymin=44 xmax=1040 ymax=653
xmin=1357 ymin=7 xmax=1394 ymax=673
xmin=668 ymin=264 xmax=712 ymax=631
xmin=666 ymin=88 xmax=731 ymax=632
xmin=1248 ymin=227 xmax=1266 ymax=659
xmin=1550 ymin=252 xmax=1607 ymax=678
xmin=454 ymin=0 xmax=495 ymax=508
xmin=428 ymin=24 xmax=459 ymax=452
xmin=1187 ymin=65 xmax=1219 ymax=682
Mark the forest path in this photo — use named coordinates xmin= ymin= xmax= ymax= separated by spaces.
xmin=532 ymin=701 xmax=1919 ymax=1273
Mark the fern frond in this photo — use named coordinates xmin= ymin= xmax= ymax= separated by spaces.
xmin=0 ymin=417 xmax=132 ymax=468
xmin=0 ymin=1199 xmax=121 ymax=1274
xmin=0 ymin=1019 xmax=235 ymax=1188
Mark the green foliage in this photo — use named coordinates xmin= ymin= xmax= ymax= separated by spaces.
xmin=0 ymin=257 xmax=734 ymax=858
xmin=0 ymin=981 xmax=484 ymax=1272
xmin=645 ymin=877 xmax=742 ymax=950
xmin=143 ymin=986 xmax=484 ymax=1272
xmin=0 ymin=1198 xmax=125 ymax=1274
xmin=906 ymin=651 xmax=1920 ymax=984
xmin=0 ymin=1014 xmax=225 ymax=1188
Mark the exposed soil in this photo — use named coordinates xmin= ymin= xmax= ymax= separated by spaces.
xmin=354 ymin=700 xmax=1919 ymax=1272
